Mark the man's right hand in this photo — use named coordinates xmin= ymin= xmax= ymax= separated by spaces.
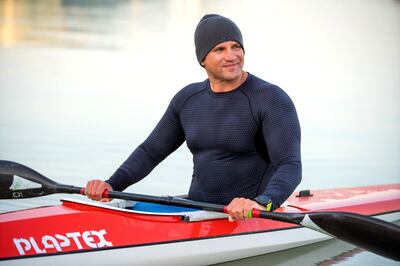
xmin=85 ymin=179 xmax=113 ymax=202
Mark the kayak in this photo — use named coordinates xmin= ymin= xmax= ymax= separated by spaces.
xmin=0 ymin=183 xmax=399 ymax=266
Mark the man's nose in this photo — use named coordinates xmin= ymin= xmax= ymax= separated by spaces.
xmin=224 ymin=48 xmax=236 ymax=60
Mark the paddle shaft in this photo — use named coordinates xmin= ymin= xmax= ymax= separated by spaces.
xmin=101 ymin=190 xmax=303 ymax=223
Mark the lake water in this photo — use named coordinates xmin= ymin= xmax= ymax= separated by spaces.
xmin=0 ymin=0 xmax=399 ymax=265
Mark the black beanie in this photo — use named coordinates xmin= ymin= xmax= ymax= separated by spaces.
xmin=194 ymin=14 xmax=244 ymax=65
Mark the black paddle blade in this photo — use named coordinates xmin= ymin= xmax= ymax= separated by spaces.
xmin=0 ymin=160 xmax=58 ymax=189
xmin=306 ymin=212 xmax=400 ymax=261
xmin=0 ymin=163 xmax=52 ymax=199
xmin=0 ymin=161 xmax=84 ymax=199
xmin=0 ymin=160 xmax=61 ymax=199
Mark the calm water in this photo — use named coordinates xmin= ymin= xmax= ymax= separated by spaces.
xmin=0 ymin=0 xmax=399 ymax=265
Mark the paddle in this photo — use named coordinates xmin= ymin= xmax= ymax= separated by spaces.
xmin=0 ymin=160 xmax=399 ymax=261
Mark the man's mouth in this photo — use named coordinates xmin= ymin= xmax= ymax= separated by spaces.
xmin=223 ymin=62 xmax=239 ymax=68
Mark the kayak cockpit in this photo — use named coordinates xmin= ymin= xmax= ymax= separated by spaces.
xmin=61 ymin=198 xmax=228 ymax=222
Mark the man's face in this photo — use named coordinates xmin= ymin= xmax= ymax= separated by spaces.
xmin=202 ymin=41 xmax=244 ymax=82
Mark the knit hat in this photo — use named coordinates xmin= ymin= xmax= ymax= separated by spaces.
xmin=194 ymin=14 xmax=244 ymax=65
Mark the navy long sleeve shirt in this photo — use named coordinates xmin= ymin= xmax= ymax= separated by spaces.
xmin=106 ymin=73 xmax=301 ymax=206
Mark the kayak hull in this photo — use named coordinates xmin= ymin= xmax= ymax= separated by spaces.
xmin=0 ymin=184 xmax=399 ymax=265
xmin=3 ymin=227 xmax=332 ymax=266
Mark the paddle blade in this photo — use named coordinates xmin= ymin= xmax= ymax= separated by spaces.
xmin=0 ymin=171 xmax=52 ymax=199
xmin=0 ymin=160 xmax=60 ymax=199
xmin=0 ymin=161 xmax=87 ymax=199
xmin=305 ymin=212 xmax=400 ymax=261
xmin=0 ymin=161 xmax=57 ymax=187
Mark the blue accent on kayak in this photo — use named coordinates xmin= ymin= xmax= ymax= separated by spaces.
xmin=132 ymin=202 xmax=199 ymax=213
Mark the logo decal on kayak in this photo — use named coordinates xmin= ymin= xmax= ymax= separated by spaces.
xmin=13 ymin=229 xmax=113 ymax=255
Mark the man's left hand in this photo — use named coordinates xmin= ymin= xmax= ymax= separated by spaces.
xmin=226 ymin=197 xmax=265 ymax=222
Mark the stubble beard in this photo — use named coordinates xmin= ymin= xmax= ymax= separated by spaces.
xmin=211 ymin=64 xmax=244 ymax=83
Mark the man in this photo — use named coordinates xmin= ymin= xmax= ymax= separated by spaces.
xmin=86 ymin=14 xmax=302 ymax=221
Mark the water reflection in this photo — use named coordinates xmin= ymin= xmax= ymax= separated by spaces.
xmin=214 ymin=238 xmax=399 ymax=266
xmin=61 ymin=0 xmax=129 ymax=7
xmin=0 ymin=0 xmax=201 ymax=50
xmin=2 ymin=0 xmax=128 ymax=49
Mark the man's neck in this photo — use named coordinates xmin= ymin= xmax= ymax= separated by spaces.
xmin=209 ymin=71 xmax=248 ymax=93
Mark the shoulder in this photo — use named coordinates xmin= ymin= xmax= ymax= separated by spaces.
xmin=241 ymin=74 xmax=298 ymax=125
xmin=175 ymin=80 xmax=207 ymax=101
xmin=242 ymin=73 xmax=294 ymax=108
xmin=169 ymin=79 xmax=208 ymax=112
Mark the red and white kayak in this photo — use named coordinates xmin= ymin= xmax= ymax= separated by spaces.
xmin=0 ymin=184 xmax=399 ymax=266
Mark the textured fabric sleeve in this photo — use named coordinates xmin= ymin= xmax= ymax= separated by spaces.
xmin=106 ymin=95 xmax=185 ymax=191
xmin=259 ymin=86 xmax=302 ymax=207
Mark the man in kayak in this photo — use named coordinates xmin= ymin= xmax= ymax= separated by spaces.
xmin=86 ymin=14 xmax=302 ymax=221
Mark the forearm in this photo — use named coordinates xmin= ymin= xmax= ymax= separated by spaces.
xmin=106 ymin=144 xmax=159 ymax=191
xmin=106 ymin=98 xmax=185 ymax=191
xmin=259 ymin=160 xmax=302 ymax=207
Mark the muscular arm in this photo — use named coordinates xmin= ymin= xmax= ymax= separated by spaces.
xmin=223 ymin=82 xmax=302 ymax=221
xmin=259 ymin=86 xmax=302 ymax=207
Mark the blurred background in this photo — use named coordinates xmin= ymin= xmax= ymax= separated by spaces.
xmin=0 ymin=0 xmax=399 ymax=264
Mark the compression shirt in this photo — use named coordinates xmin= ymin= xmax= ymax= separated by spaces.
xmin=106 ymin=73 xmax=302 ymax=206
